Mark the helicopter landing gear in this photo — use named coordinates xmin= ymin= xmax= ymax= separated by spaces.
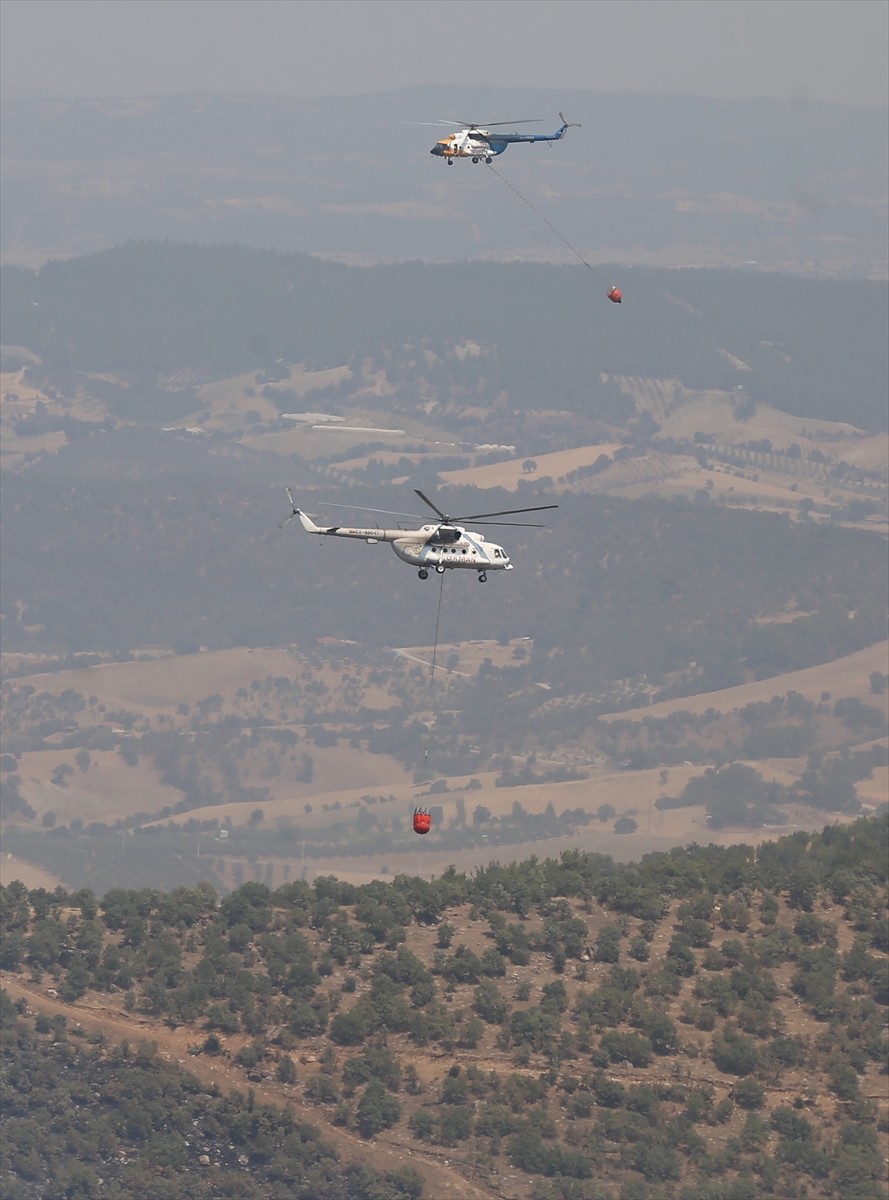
xmin=485 ymin=156 xmax=493 ymax=164
xmin=435 ymin=564 xmax=446 ymax=574
xmin=446 ymin=159 xmax=453 ymax=166
xmin=418 ymin=568 xmax=429 ymax=580
xmin=478 ymin=572 xmax=487 ymax=583
xmin=472 ymin=156 xmax=479 ymax=163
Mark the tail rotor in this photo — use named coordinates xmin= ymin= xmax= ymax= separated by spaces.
xmin=279 ymin=487 xmax=300 ymax=529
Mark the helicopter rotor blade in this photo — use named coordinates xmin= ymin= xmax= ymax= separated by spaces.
xmin=464 ymin=519 xmax=550 ymax=528
xmin=478 ymin=119 xmax=544 ymax=127
xmin=279 ymin=487 xmax=299 ymax=528
xmin=321 ymin=501 xmax=426 ymax=520
xmin=455 ymin=503 xmax=559 ymax=522
xmin=441 ymin=118 xmax=544 ymax=128
xmin=414 ymin=489 xmax=449 ymax=523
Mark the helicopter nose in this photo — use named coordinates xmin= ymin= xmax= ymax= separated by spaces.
xmin=430 ymin=144 xmax=444 ymax=156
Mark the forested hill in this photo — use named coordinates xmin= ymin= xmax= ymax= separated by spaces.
xmin=2 ymin=242 xmax=887 ymax=431
xmin=2 ymin=815 xmax=888 ymax=1200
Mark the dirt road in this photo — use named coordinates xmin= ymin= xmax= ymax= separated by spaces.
xmin=0 ymin=972 xmax=502 ymax=1200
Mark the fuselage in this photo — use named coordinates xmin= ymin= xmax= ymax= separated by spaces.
xmin=430 ymin=117 xmax=574 ymax=163
xmin=294 ymin=510 xmax=512 ymax=573
xmin=391 ymin=526 xmax=512 ymax=572
xmin=430 ymin=132 xmax=510 ymax=161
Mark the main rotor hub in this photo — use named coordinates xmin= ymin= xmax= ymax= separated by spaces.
xmin=429 ymin=525 xmax=462 ymax=544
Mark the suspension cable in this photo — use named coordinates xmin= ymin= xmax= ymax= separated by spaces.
xmin=429 ymin=570 xmax=446 ymax=687
xmin=421 ymin=571 xmax=447 ymax=765
xmin=487 ymin=161 xmax=601 ymax=277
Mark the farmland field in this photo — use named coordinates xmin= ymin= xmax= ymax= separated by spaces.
xmin=599 ymin=641 xmax=889 ymax=722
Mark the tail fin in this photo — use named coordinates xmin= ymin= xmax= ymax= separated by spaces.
xmin=296 ymin=508 xmax=323 ymax=533
xmin=280 ymin=488 xmax=323 ymax=533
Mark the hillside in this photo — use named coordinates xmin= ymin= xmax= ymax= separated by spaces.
xmin=4 ymin=251 xmax=886 ymax=897
xmin=2 ymin=816 xmax=888 ymax=1200
xmin=3 ymin=244 xmax=888 ymax=432
xmin=2 ymin=616 xmax=886 ymax=894
xmin=1 ymin=88 xmax=886 ymax=1200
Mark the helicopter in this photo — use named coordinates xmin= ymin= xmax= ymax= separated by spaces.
xmin=281 ymin=489 xmax=557 ymax=582
xmin=429 ymin=114 xmax=579 ymax=164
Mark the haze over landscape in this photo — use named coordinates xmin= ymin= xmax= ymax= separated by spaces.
xmin=1 ymin=3 xmax=887 ymax=1198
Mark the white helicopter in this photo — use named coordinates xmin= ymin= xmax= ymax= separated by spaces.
xmin=281 ymin=489 xmax=557 ymax=582
xmin=430 ymin=114 xmax=579 ymax=164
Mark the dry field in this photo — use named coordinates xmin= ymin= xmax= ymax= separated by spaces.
xmin=0 ymin=856 xmax=65 ymax=890
xmin=599 ymin=641 xmax=889 ymax=723
xmin=15 ymin=748 xmax=170 ymax=825
xmin=10 ymin=638 xmax=526 ymax=716
xmin=194 ymin=365 xmax=352 ymax=432
xmin=300 ymin=801 xmax=852 ymax=889
xmin=7 ymin=637 xmax=886 ymax=809
xmin=660 ymin=396 xmax=856 ymax=449
xmin=4 ymin=632 xmax=886 ymax=894
xmin=15 ymin=646 xmax=308 ymax=714
xmin=856 ymin=761 xmax=889 ymax=807
xmin=162 ymin=757 xmax=853 ymax=895
xmin=617 ymin=460 xmax=813 ymax=507
xmin=440 ymin=443 xmax=626 ymax=491
xmin=829 ymin=433 xmax=889 ymax=472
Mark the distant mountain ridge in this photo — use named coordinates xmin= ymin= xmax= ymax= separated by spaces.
xmin=3 ymin=241 xmax=887 ymax=431
xmin=1 ymin=87 xmax=886 ymax=275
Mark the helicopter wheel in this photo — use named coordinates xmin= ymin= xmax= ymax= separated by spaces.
xmin=418 ymin=569 xmax=429 ymax=580
xmin=435 ymin=564 xmax=446 ymax=574
xmin=446 ymin=159 xmax=453 ymax=166
xmin=478 ymin=572 xmax=487 ymax=583
xmin=472 ymin=156 xmax=479 ymax=163
xmin=485 ymin=156 xmax=493 ymax=163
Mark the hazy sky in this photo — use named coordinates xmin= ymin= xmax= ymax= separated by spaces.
xmin=1 ymin=0 xmax=887 ymax=107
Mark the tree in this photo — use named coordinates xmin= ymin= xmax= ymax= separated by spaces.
xmin=356 ymin=1078 xmax=400 ymax=1138
xmin=629 ymin=937 xmax=650 ymax=962
xmin=733 ymin=1077 xmax=765 ymax=1109
xmin=614 ymin=816 xmax=638 ymax=835
xmin=713 ymin=1030 xmax=759 ymax=1076
xmin=600 ymin=1031 xmax=653 ymax=1068
xmin=51 ymin=763 xmax=73 ymax=788
xmin=409 ymin=1109 xmax=435 ymax=1141
xmin=474 ymin=980 xmax=508 ymax=1025
xmin=868 ymin=671 xmax=887 ymax=695
xmin=438 ymin=1105 xmax=473 ymax=1145
xmin=276 ymin=1054 xmax=296 ymax=1083
xmin=594 ymin=925 xmax=622 ymax=963
xmin=330 ymin=1006 xmax=373 ymax=1046
xmin=640 ymin=1010 xmax=679 ymax=1055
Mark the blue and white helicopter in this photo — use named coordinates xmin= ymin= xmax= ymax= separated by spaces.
xmin=430 ymin=114 xmax=579 ymax=164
